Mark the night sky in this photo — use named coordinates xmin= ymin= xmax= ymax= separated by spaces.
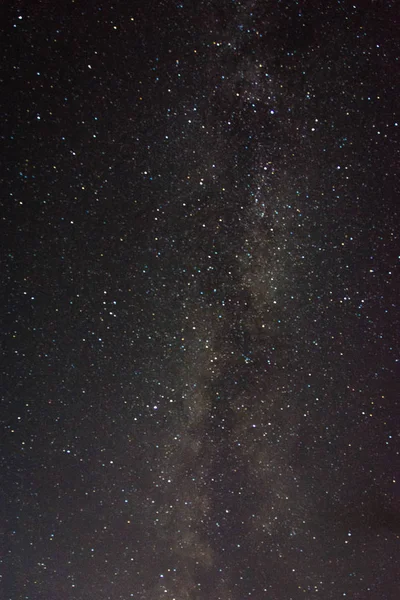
xmin=1 ymin=1 xmax=399 ymax=599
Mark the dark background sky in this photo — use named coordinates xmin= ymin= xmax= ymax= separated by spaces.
xmin=1 ymin=1 xmax=399 ymax=599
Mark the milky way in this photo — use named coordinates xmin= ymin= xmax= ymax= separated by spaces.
xmin=2 ymin=1 xmax=399 ymax=599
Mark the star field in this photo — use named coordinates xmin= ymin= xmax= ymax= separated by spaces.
xmin=1 ymin=1 xmax=399 ymax=599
